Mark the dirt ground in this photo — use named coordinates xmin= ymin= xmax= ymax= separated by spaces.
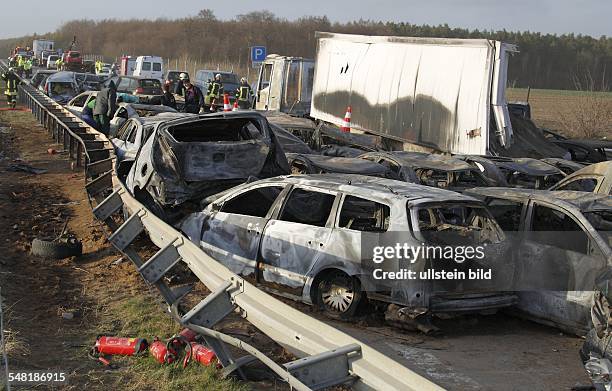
xmin=0 ymin=101 xmax=283 ymax=390
xmin=0 ymin=91 xmax=594 ymax=391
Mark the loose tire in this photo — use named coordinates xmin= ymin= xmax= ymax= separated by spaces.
xmin=31 ymin=237 xmax=82 ymax=259
xmin=317 ymin=270 xmax=362 ymax=320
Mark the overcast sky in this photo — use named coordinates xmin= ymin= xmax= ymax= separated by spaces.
xmin=2 ymin=0 xmax=610 ymax=39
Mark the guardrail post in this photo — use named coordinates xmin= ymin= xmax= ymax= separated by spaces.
xmin=76 ymin=143 xmax=83 ymax=167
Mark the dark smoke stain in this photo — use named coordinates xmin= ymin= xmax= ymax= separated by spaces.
xmin=313 ymin=91 xmax=455 ymax=152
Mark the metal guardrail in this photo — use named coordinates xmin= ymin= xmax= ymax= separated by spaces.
xmin=1 ymin=61 xmax=443 ymax=391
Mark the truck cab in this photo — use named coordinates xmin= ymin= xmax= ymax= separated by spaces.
xmin=255 ymin=55 xmax=314 ymax=116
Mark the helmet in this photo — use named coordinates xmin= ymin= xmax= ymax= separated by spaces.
xmin=215 ymin=73 xmax=221 ymax=80
xmin=240 ymin=77 xmax=247 ymax=83
xmin=179 ymin=72 xmax=188 ymax=80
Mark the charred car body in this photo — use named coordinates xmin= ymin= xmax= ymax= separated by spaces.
xmin=286 ymin=153 xmax=399 ymax=179
xmin=458 ymin=155 xmax=565 ymax=189
xmin=359 ymin=151 xmax=493 ymax=190
xmin=466 ymin=187 xmax=612 ymax=335
xmin=180 ymin=174 xmax=517 ymax=327
xmin=550 ymin=161 xmax=612 ymax=195
xmin=126 ymin=111 xmax=289 ymax=215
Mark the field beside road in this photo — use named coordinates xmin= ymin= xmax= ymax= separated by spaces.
xmin=506 ymin=88 xmax=612 ymax=138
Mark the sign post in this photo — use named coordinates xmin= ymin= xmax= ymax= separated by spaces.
xmin=250 ymin=46 xmax=266 ymax=68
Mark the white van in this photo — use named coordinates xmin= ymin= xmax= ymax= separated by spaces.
xmin=133 ymin=56 xmax=164 ymax=80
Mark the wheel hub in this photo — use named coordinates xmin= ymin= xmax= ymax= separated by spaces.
xmin=322 ymin=282 xmax=354 ymax=313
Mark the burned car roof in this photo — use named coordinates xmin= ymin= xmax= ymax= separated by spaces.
xmin=467 ymin=155 xmax=564 ymax=176
xmin=286 ymin=153 xmax=396 ymax=177
xmin=563 ymin=161 xmax=612 ymax=178
xmin=466 ymin=187 xmax=612 ymax=212
xmin=255 ymin=174 xmax=478 ymax=204
xmin=541 ymin=158 xmax=585 ymax=174
xmin=363 ymin=151 xmax=476 ymax=172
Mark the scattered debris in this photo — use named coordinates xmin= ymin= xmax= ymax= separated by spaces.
xmin=61 ymin=311 xmax=75 ymax=320
xmin=31 ymin=235 xmax=82 ymax=259
xmin=7 ymin=163 xmax=47 ymax=174
xmin=110 ymin=257 xmax=127 ymax=266
xmin=585 ymin=355 xmax=612 ymax=391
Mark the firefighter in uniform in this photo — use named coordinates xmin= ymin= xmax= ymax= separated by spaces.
xmin=235 ymin=77 xmax=252 ymax=109
xmin=16 ymin=55 xmax=25 ymax=76
xmin=56 ymin=57 xmax=63 ymax=71
xmin=207 ymin=73 xmax=223 ymax=112
xmin=23 ymin=58 xmax=33 ymax=79
xmin=1 ymin=68 xmax=20 ymax=109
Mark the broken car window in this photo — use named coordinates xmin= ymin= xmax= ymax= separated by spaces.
xmin=557 ymin=178 xmax=599 ymax=192
xmin=168 ymin=118 xmax=264 ymax=142
xmin=486 ymin=198 xmax=523 ymax=231
xmin=414 ymin=204 xmax=503 ymax=245
xmin=279 ymin=188 xmax=335 ymax=227
xmin=531 ymin=204 xmax=589 ymax=254
xmin=221 ymin=186 xmax=284 ymax=218
xmin=338 ymin=196 xmax=390 ymax=232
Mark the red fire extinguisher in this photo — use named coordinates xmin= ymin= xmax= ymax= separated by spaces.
xmin=149 ymin=337 xmax=179 ymax=364
xmin=93 ymin=336 xmax=148 ymax=356
xmin=189 ymin=343 xmax=217 ymax=367
xmin=90 ymin=335 xmax=148 ymax=367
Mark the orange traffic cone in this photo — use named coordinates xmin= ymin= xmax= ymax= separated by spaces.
xmin=340 ymin=106 xmax=352 ymax=132
xmin=232 ymin=100 xmax=239 ymax=111
xmin=223 ymin=94 xmax=231 ymax=112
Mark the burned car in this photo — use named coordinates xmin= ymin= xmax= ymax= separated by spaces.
xmin=551 ymin=139 xmax=612 ymax=163
xmin=286 ymin=153 xmax=399 ymax=179
xmin=111 ymin=103 xmax=179 ymax=134
xmin=541 ymin=157 xmax=585 ymax=175
xmin=466 ymin=187 xmax=612 ymax=335
xmin=269 ymin=123 xmax=313 ymax=154
xmin=180 ymin=174 xmax=516 ymax=328
xmin=458 ymin=155 xmax=565 ymax=189
xmin=110 ymin=113 xmax=192 ymax=163
xmin=359 ymin=151 xmax=493 ymax=190
xmin=126 ymin=111 xmax=289 ymax=216
xmin=550 ymin=161 xmax=612 ymax=195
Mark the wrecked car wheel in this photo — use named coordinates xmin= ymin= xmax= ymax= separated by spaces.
xmin=31 ymin=237 xmax=82 ymax=259
xmin=317 ymin=271 xmax=362 ymax=319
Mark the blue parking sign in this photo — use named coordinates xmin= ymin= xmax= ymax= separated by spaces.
xmin=251 ymin=46 xmax=266 ymax=62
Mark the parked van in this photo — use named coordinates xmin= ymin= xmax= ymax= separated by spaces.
xmin=133 ymin=56 xmax=164 ymax=80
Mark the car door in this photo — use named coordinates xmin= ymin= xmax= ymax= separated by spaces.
xmin=258 ymin=186 xmax=338 ymax=295
xmin=112 ymin=120 xmax=138 ymax=161
xmin=66 ymin=93 xmax=88 ymax=117
xmin=516 ymin=200 xmax=608 ymax=332
xmin=199 ymin=184 xmax=286 ymax=281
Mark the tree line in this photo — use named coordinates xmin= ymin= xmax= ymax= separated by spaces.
xmin=2 ymin=10 xmax=610 ymax=90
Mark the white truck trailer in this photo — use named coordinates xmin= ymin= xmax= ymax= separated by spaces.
xmin=310 ymin=32 xmax=517 ymax=155
xmin=32 ymin=39 xmax=55 ymax=61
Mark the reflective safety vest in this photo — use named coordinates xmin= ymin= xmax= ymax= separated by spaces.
xmin=237 ymin=86 xmax=250 ymax=101
xmin=2 ymin=74 xmax=18 ymax=95
xmin=17 ymin=57 xmax=24 ymax=67
xmin=209 ymin=82 xmax=221 ymax=99
xmin=23 ymin=60 xmax=32 ymax=70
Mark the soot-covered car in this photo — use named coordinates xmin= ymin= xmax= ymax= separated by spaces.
xmin=126 ymin=111 xmax=289 ymax=217
xmin=180 ymin=174 xmax=516 ymax=330
xmin=359 ymin=151 xmax=493 ymax=190
xmin=286 ymin=153 xmax=399 ymax=179
xmin=458 ymin=155 xmax=565 ymax=189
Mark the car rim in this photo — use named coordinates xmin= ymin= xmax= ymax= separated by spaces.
xmin=322 ymin=280 xmax=354 ymax=313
